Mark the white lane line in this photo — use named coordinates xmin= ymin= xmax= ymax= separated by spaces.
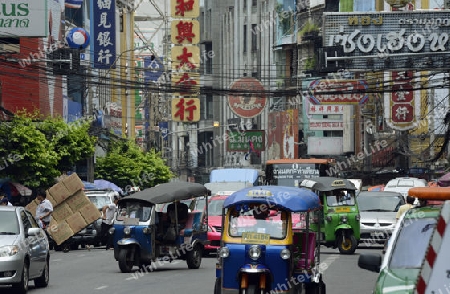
xmin=51 ymin=259 xmax=62 ymax=262
xmin=319 ymin=254 xmax=340 ymax=273
xmin=96 ymin=285 xmax=108 ymax=290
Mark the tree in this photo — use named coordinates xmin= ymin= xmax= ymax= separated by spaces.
xmin=95 ymin=139 xmax=173 ymax=191
xmin=0 ymin=111 xmax=96 ymax=189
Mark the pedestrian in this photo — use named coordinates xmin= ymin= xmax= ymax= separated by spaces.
xmin=396 ymin=196 xmax=415 ymax=221
xmin=101 ymin=194 xmax=119 ymax=250
xmin=0 ymin=197 xmax=12 ymax=206
xmin=35 ymin=188 xmax=53 ymax=229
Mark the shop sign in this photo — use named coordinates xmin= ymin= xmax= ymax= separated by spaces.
xmin=0 ymin=0 xmax=47 ymax=37
xmin=308 ymin=79 xmax=368 ymax=105
xmin=226 ymin=130 xmax=265 ymax=152
xmin=227 ymin=78 xmax=267 ymax=118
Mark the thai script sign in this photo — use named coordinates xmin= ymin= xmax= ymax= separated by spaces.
xmin=323 ymin=11 xmax=450 ymax=71
xmin=272 ymin=163 xmax=320 ymax=179
xmin=226 ymin=130 xmax=265 ymax=152
xmin=0 ymin=0 xmax=47 ymax=37
xmin=308 ymin=79 xmax=368 ymax=105
xmin=90 ymin=0 xmax=116 ymax=69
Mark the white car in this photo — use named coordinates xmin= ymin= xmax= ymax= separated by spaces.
xmin=383 ymin=177 xmax=427 ymax=199
xmin=0 ymin=206 xmax=50 ymax=293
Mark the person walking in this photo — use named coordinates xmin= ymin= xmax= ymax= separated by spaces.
xmin=396 ymin=196 xmax=415 ymax=221
xmin=101 ymin=195 xmax=119 ymax=250
xmin=35 ymin=189 xmax=53 ymax=229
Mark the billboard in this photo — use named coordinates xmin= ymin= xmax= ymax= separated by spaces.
xmin=267 ymin=109 xmax=298 ymax=160
xmin=226 ymin=130 xmax=265 ymax=152
xmin=307 ymin=79 xmax=369 ymax=105
xmin=0 ymin=0 xmax=48 ymax=37
xmin=90 ymin=0 xmax=116 ymax=69
xmin=322 ymin=11 xmax=450 ymax=71
xmin=227 ymin=77 xmax=267 ymax=118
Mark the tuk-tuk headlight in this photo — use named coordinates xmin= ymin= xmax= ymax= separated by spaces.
xmin=355 ymin=214 xmax=360 ymax=221
xmin=280 ymin=248 xmax=290 ymax=260
xmin=108 ymin=227 xmax=115 ymax=235
xmin=124 ymin=227 xmax=131 ymax=235
xmin=340 ymin=216 xmax=348 ymax=223
xmin=248 ymin=245 xmax=261 ymax=260
xmin=218 ymin=247 xmax=229 ymax=258
xmin=143 ymin=227 xmax=151 ymax=234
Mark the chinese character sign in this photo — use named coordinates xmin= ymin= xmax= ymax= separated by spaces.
xmin=171 ymin=46 xmax=200 ymax=71
xmin=171 ymin=98 xmax=200 ymax=122
xmin=90 ymin=0 xmax=116 ymax=69
xmin=171 ymin=20 xmax=200 ymax=45
xmin=171 ymin=0 xmax=199 ymax=18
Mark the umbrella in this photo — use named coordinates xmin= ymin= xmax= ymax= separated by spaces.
xmin=437 ymin=172 xmax=450 ymax=187
xmin=82 ymin=181 xmax=98 ymax=190
xmin=94 ymin=179 xmax=123 ymax=193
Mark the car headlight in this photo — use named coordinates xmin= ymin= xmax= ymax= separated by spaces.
xmin=0 ymin=245 xmax=19 ymax=257
xmin=109 ymin=227 xmax=115 ymax=235
xmin=248 ymin=245 xmax=261 ymax=260
xmin=143 ymin=227 xmax=151 ymax=234
xmin=124 ymin=227 xmax=131 ymax=235
xmin=340 ymin=216 xmax=348 ymax=223
xmin=92 ymin=229 xmax=97 ymax=235
xmin=218 ymin=247 xmax=229 ymax=258
xmin=280 ymin=248 xmax=290 ymax=260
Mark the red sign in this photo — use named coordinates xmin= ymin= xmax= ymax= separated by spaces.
xmin=389 ymin=71 xmax=416 ymax=127
xmin=227 ymin=77 xmax=267 ymax=118
xmin=308 ymin=79 xmax=369 ymax=105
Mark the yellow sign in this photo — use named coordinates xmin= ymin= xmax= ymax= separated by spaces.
xmin=170 ymin=0 xmax=200 ymax=18
xmin=171 ymin=98 xmax=200 ymax=122
xmin=331 ymin=180 xmax=345 ymax=187
xmin=171 ymin=20 xmax=200 ymax=45
xmin=171 ymin=45 xmax=200 ymax=71
xmin=335 ymin=207 xmax=351 ymax=213
xmin=247 ymin=190 xmax=273 ymax=197
xmin=171 ymin=72 xmax=200 ymax=95
xmin=242 ymin=232 xmax=270 ymax=245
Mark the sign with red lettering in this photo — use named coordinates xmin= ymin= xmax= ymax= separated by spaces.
xmin=308 ymin=79 xmax=369 ymax=105
xmin=171 ymin=98 xmax=200 ymax=122
xmin=227 ymin=77 xmax=267 ymax=118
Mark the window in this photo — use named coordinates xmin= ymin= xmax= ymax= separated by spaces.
xmin=200 ymin=94 xmax=213 ymax=120
xmin=252 ymin=0 xmax=257 ymax=7
xmin=243 ymin=25 xmax=247 ymax=53
xmin=251 ymin=24 xmax=257 ymax=52
xmin=204 ymin=43 xmax=213 ymax=74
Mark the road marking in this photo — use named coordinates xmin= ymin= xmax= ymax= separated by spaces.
xmin=51 ymin=258 xmax=62 ymax=262
xmin=96 ymin=285 xmax=108 ymax=290
xmin=319 ymin=254 xmax=340 ymax=273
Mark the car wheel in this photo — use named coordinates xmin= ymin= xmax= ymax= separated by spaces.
xmin=12 ymin=262 xmax=29 ymax=294
xmin=186 ymin=245 xmax=202 ymax=269
xmin=34 ymin=257 xmax=49 ymax=288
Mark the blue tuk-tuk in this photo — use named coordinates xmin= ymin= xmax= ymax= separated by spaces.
xmin=214 ymin=186 xmax=326 ymax=294
xmin=111 ymin=182 xmax=210 ymax=273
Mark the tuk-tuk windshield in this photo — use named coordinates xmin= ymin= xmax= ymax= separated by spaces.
xmin=116 ymin=201 xmax=153 ymax=222
xmin=228 ymin=206 xmax=288 ymax=239
xmin=326 ymin=190 xmax=356 ymax=207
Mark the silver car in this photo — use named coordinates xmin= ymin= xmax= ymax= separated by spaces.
xmin=0 ymin=206 xmax=50 ymax=293
xmin=356 ymin=191 xmax=405 ymax=246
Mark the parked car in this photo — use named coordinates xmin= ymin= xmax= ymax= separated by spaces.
xmin=71 ymin=189 xmax=117 ymax=249
xmin=383 ymin=177 xmax=427 ymax=198
xmin=356 ymin=191 xmax=405 ymax=246
xmin=204 ymin=192 xmax=233 ymax=255
xmin=0 ymin=206 xmax=50 ymax=293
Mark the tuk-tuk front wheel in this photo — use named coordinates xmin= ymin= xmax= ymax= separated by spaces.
xmin=337 ymin=233 xmax=357 ymax=254
xmin=118 ymin=248 xmax=134 ymax=273
xmin=214 ymin=277 xmax=221 ymax=294
xmin=186 ymin=245 xmax=202 ymax=269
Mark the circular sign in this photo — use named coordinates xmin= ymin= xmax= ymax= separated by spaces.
xmin=227 ymin=77 xmax=267 ymax=118
xmin=66 ymin=28 xmax=90 ymax=49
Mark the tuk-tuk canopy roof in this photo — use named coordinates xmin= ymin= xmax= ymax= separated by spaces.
xmin=223 ymin=186 xmax=321 ymax=212
xmin=120 ymin=182 xmax=210 ymax=205
xmin=300 ymin=177 xmax=357 ymax=192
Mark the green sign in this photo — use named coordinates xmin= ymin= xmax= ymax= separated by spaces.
xmin=227 ymin=130 xmax=265 ymax=152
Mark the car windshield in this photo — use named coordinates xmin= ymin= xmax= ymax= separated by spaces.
xmin=389 ymin=217 xmax=436 ymax=269
xmin=116 ymin=201 xmax=152 ymax=222
xmin=228 ymin=206 xmax=287 ymax=240
xmin=0 ymin=211 xmax=20 ymax=235
xmin=88 ymin=195 xmax=112 ymax=209
xmin=208 ymin=199 xmax=225 ymax=216
xmin=357 ymin=195 xmax=404 ymax=212
xmin=326 ymin=190 xmax=356 ymax=207
xmin=158 ymin=200 xmax=192 ymax=212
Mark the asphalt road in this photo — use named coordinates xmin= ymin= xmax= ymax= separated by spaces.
xmin=3 ymin=245 xmax=382 ymax=294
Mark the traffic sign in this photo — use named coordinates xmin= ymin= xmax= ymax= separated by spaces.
xmin=415 ymin=201 xmax=450 ymax=294
xmin=144 ymin=55 xmax=164 ymax=82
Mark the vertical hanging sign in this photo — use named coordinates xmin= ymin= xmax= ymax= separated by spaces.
xmin=170 ymin=0 xmax=201 ymax=122
xmin=90 ymin=0 xmax=116 ymax=69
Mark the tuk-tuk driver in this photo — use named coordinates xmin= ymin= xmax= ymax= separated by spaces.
xmin=167 ymin=200 xmax=189 ymax=229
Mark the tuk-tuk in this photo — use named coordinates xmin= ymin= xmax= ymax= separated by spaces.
xmin=111 ymin=182 xmax=210 ymax=273
xmin=300 ymin=177 xmax=360 ymax=254
xmin=214 ymin=186 xmax=326 ymax=294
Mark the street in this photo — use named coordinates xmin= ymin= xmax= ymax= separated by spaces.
xmin=4 ymin=245 xmax=381 ymax=294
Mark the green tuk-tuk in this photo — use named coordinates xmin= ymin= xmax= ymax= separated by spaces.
xmin=300 ymin=177 xmax=360 ymax=254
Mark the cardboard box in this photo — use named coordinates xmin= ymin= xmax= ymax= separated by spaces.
xmin=51 ymin=203 xmax=73 ymax=222
xmin=79 ymin=203 xmax=102 ymax=224
xmin=62 ymin=173 xmax=84 ymax=195
xmin=25 ymin=199 xmax=38 ymax=217
xmin=45 ymin=191 xmax=57 ymax=207
xmin=65 ymin=190 xmax=91 ymax=212
xmin=48 ymin=182 xmax=72 ymax=205
xmin=48 ymin=221 xmax=74 ymax=245
xmin=65 ymin=211 xmax=88 ymax=234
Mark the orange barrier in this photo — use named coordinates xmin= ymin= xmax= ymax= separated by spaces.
xmin=408 ymin=187 xmax=450 ymax=200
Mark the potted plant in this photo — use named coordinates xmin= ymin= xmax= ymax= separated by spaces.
xmin=298 ymin=20 xmax=320 ymax=40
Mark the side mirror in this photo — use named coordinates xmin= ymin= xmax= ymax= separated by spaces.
xmin=358 ymin=253 xmax=382 ymax=273
xmin=27 ymin=227 xmax=41 ymax=237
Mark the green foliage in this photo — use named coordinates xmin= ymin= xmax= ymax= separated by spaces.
xmin=304 ymin=57 xmax=316 ymax=70
xmin=95 ymin=139 xmax=173 ymax=190
xmin=0 ymin=111 xmax=96 ymax=189
xmin=275 ymin=3 xmax=293 ymax=35
xmin=298 ymin=20 xmax=320 ymax=37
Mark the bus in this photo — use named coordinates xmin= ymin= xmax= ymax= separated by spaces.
xmin=264 ymin=158 xmax=334 ymax=187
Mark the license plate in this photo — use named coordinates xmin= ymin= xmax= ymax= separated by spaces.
xmin=370 ymin=232 xmax=384 ymax=237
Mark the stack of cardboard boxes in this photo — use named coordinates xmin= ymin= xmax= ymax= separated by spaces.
xmin=26 ymin=174 xmax=101 ymax=245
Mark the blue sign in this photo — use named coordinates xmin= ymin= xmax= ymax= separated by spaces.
xmin=90 ymin=0 xmax=116 ymax=69
xmin=144 ymin=56 xmax=164 ymax=82
xmin=159 ymin=122 xmax=169 ymax=141
xmin=66 ymin=28 xmax=90 ymax=49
